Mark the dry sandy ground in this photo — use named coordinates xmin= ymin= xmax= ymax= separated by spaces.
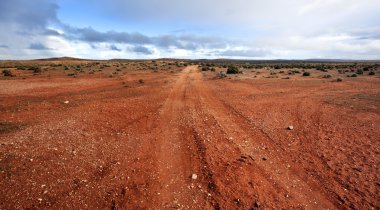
xmin=0 ymin=64 xmax=379 ymax=209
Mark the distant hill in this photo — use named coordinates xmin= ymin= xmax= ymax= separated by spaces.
xmin=34 ymin=57 xmax=87 ymax=61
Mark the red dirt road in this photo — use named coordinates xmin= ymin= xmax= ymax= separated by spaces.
xmin=1 ymin=65 xmax=379 ymax=209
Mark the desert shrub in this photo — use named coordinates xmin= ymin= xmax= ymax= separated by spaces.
xmin=29 ymin=66 xmax=41 ymax=74
xmin=201 ymin=67 xmax=208 ymax=71
xmin=369 ymin=71 xmax=375 ymax=75
xmin=226 ymin=66 xmax=240 ymax=74
xmin=363 ymin=67 xmax=369 ymax=71
xmin=64 ymin=66 xmax=69 ymax=70
xmin=351 ymin=74 xmax=357 ymax=77
xmin=218 ymin=71 xmax=227 ymax=78
xmin=67 ymin=73 xmax=76 ymax=77
xmin=34 ymin=68 xmax=42 ymax=74
xmin=303 ymin=72 xmax=311 ymax=76
xmin=323 ymin=74 xmax=332 ymax=78
xmin=138 ymin=79 xmax=144 ymax=84
xmin=356 ymin=69 xmax=363 ymax=75
xmin=337 ymin=78 xmax=343 ymax=82
xmin=291 ymin=70 xmax=301 ymax=74
xmin=316 ymin=66 xmax=325 ymax=71
xmin=2 ymin=69 xmax=14 ymax=77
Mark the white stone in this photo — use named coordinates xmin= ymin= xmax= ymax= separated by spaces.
xmin=191 ymin=174 xmax=198 ymax=180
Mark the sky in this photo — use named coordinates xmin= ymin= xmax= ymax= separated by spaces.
xmin=0 ymin=0 xmax=380 ymax=60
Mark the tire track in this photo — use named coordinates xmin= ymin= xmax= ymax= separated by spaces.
xmin=187 ymin=67 xmax=337 ymax=209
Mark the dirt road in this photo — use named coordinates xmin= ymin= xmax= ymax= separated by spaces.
xmin=145 ymin=66 xmax=336 ymax=209
xmin=1 ymin=65 xmax=379 ymax=209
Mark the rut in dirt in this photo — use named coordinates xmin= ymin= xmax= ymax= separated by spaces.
xmin=147 ymin=65 xmax=338 ymax=209
xmin=145 ymin=67 xmax=213 ymax=209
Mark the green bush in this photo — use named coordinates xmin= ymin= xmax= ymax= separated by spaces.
xmin=356 ymin=69 xmax=363 ymax=75
xmin=226 ymin=66 xmax=240 ymax=74
xmin=303 ymin=72 xmax=311 ymax=76
xmin=369 ymin=71 xmax=375 ymax=75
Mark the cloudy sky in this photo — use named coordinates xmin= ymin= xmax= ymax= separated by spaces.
xmin=1 ymin=0 xmax=380 ymax=60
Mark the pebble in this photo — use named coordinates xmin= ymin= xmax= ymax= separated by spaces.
xmin=191 ymin=174 xmax=198 ymax=180
xmin=63 ymin=101 xmax=69 ymax=104
xmin=288 ymin=125 xmax=294 ymax=130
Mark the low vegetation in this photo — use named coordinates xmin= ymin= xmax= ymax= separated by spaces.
xmin=226 ymin=66 xmax=241 ymax=74
xmin=2 ymin=69 xmax=14 ymax=77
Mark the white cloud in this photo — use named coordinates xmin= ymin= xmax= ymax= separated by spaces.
xmin=1 ymin=0 xmax=380 ymax=59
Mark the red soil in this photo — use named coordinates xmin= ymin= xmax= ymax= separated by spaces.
xmin=0 ymin=65 xmax=379 ymax=209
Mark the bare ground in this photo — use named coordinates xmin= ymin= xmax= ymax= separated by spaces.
xmin=0 ymin=64 xmax=379 ymax=209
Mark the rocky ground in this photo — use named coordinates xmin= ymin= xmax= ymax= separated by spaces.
xmin=0 ymin=61 xmax=379 ymax=209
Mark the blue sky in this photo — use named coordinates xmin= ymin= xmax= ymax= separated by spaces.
xmin=1 ymin=0 xmax=380 ymax=60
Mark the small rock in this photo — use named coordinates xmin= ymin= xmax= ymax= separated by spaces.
xmin=262 ymin=157 xmax=268 ymax=161
xmin=252 ymin=201 xmax=261 ymax=208
xmin=288 ymin=125 xmax=294 ymax=130
xmin=191 ymin=174 xmax=198 ymax=180
xmin=63 ymin=101 xmax=69 ymax=104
